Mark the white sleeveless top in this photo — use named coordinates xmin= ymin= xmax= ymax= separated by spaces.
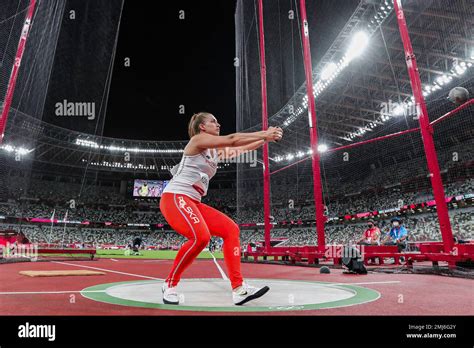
xmin=162 ymin=148 xmax=219 ymax=202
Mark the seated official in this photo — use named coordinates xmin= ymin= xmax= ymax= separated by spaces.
xmin=356 ymin=219 xmax=381 ymax=246
xmin=382 ymin=217 xmax=408 ymax=252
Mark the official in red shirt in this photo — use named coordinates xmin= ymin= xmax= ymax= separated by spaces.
xmin=356 ymin=219 xmax=381 ymax=245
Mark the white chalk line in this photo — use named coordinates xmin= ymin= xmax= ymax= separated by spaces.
xmin=51 ymin=261 xmax=163 ymax=280
xmin=0 ymin=290 xmax=105 ymax=295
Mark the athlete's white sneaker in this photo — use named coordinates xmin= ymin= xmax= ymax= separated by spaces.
xmin=162 ymin=283 xmax=179 ymax=305
xmin=232 ymin=282 xmax=270 ymax=305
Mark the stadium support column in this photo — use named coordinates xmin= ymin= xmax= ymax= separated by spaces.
xmin=394 ymin=0 xmax=454 ymax=253
xmin=299 ymin=0 xmax=326 ymax=254
xmin=0 ymin=0 xmax=37 ymax=144
xmin=257 ymin=0 xmax=272 ymax=253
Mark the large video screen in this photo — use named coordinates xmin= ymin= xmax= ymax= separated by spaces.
xmin=133 ymin=180 xmax=169 ymax=198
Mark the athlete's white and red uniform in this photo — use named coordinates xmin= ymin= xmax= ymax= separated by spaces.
xmin=161 ymin=149 xmax=243 ymax=289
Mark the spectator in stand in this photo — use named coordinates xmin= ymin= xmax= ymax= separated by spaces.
xmin=208 ymin=240 xmax=214 ymax=253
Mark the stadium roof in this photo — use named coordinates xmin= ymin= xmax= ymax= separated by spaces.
xmin=1 ymin=0 xmax=472 ymax=176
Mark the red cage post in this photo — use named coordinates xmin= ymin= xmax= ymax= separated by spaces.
xmin=299 ymin=0 xmax=326 ymax=254
xmin=0 ymin=0 xmax=37 ymax=144
xmin=257 ymin=0 xmax=272 ymax=253
xmin=394 ymin=0 xmax=454 ymax=253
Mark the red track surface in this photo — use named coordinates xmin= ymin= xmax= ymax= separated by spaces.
xmin=1 ymin=259 xmax=472 ymax=315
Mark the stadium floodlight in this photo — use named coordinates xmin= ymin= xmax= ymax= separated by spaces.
xmin=17 ymin=147 xmax=30 ymax=155
xmin=345 ymin=31 xmax=369 ymax=62
xmin=435 ymin=76 xmax=445 ymax=85
xmin=454 ymin=65 xmax=466 ymax=75
xmin=440 ymin=74 xmax=451 ymax=84
xmin=284 ymin=33 xmax=374 ymax=127
xmin=76 ymin=139 xmax=99 ymax=148
xmin=76 ymin=137 xmax=183 ymax=154
xmin=321 ymin=62 xmax=338 ymax=80
xmin=85 ymin=159 xmax=156 ymax=170
xmin=280 ymin=12 xmax=473 ymax=162
xmin=392 ymin=104 xmax=406 ymax=117
xmin=318 ymin=144 xmax=328 ymax=153
xmin=1 ymin=144 xmax=33 ymax=155
xmin=3 ymin=145 xmax=14 ymax=152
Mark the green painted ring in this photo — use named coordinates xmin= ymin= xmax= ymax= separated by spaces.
xmin=81 ymin=278 xmax=380 ymax=312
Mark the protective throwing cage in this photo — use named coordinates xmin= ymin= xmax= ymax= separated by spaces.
xmin=235 ymin=0 xmax=473 ymax=256
xmin=0 ymin=0 xmax=472 ymax=261
xmin=0 ymin=0 xmax=124 ymax=202
xmin=0 ymin=0 xmax=125 ymax=250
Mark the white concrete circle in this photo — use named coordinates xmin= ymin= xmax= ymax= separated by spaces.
xmin=106 ymin=278 xmax=356 ymax=308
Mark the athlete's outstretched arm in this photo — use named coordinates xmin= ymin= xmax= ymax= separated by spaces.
xmin=217 ymin=140 xmax=265 ymax=160
xmin=191 ymin=127 xmax=282 ymax=150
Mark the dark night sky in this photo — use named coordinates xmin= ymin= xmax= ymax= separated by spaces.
xmin=104 ymin=0 xmax=237 ymax=142
xmin=104 ymin=0 xmax=359 ymax=142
